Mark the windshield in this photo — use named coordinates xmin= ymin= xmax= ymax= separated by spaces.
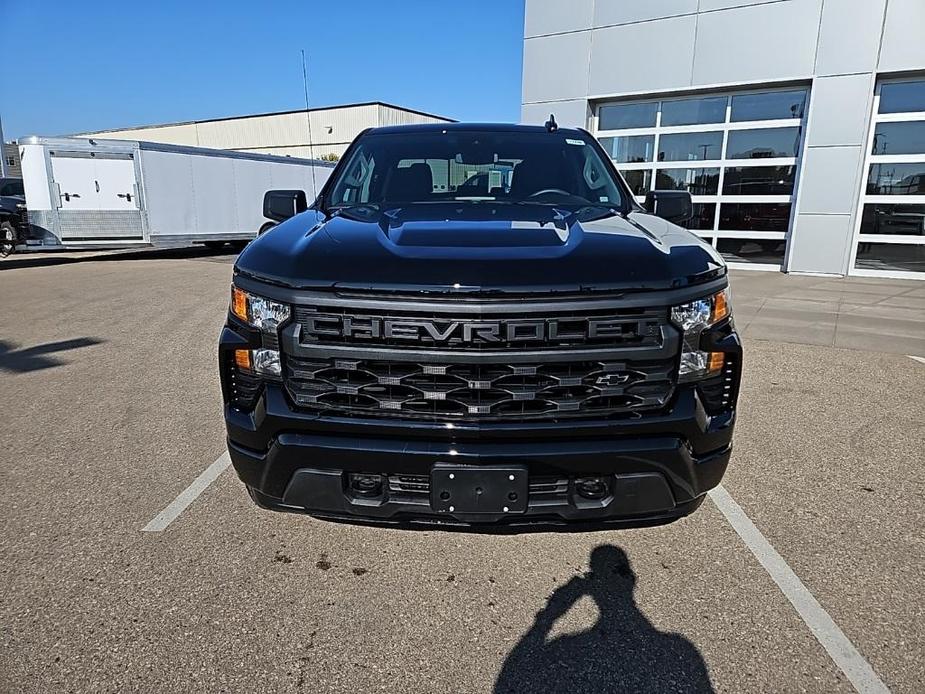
xmin=326 ymin=130 xmax=629 ymax=214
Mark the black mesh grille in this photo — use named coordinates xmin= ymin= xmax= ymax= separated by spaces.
xmin=285 ymin=356 xmax=675 ymax=421
xmin=388 ymin=475 xmax=568 ymax=500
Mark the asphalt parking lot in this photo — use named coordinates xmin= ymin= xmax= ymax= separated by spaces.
xmin=1 ymin=249 xmax=923 ymax=693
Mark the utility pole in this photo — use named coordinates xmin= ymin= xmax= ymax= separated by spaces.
xmin=0 ymin=112 xmax=7 ymax=177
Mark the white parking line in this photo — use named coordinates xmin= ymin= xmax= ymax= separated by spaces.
xmin=907 ymin=355 xmax=925 ymax=365
xmin=142 ymin=452 xmax=232 ymax=532
xmin=709 ymin=485 xmax=890 ymax=694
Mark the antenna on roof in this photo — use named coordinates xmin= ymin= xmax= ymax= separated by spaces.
xmin=544 ymin=113 xmax=558 ymax=133
xmin=301 ymin=48 xmax=318 ymax=200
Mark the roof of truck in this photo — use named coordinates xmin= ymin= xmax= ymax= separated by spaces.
xmin=367 ymin=122 xmax=586 ymax=136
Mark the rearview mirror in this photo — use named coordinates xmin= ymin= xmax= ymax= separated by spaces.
xmin=263 ymin=189 xmax=308 ymax=222
xmin=644 ymin=190 xmax=693 ymax=225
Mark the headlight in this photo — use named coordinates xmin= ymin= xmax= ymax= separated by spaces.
xmin=230 ymin=286 xmax=290 ymax=332
xmin=671 ymin=289 xmax=731 ymax=381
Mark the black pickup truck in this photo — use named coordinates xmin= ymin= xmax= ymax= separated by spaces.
xmin=220 ymin=121 xmax=742 ymax=529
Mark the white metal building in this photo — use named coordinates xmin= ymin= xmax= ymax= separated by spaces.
xmin=521 ymin=0 xmax=925 ymax=279
xmin=76 ymin=101 xmax=454 ymax=161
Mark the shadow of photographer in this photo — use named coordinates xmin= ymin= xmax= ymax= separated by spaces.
xmin=495 ymin=545 xmax=714 ymax=694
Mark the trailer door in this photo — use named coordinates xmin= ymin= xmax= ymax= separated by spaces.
xmin=50 ymin=151 xmax=145 ymax=241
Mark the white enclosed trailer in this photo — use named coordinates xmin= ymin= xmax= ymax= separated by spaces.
xmin=16 ymin=136 xmax=334 ymax=251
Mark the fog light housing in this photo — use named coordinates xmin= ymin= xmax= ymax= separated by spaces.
xmin=575 ymin=476 xmax=610 ymax=500
xmin=233 ymin=348 xmax=281 ymax=378
xmin=349 ymin=473 xmax=384 ymax=498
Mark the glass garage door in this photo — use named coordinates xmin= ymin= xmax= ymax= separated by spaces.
xmin=594 ymin=87 xmax=808 ymax=269
xmin=851 ymin=78 xmax=925 ymax=277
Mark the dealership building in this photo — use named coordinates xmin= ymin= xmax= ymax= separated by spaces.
xmin=522 ymin=0 xmax=925 ymax=278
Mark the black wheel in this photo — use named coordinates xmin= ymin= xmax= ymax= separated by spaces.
xmin=0 ymin=221 xmax=16 ymax=258
xmin=203 ymin=241 xmax=227 ymax=250
xmin=258 ymin=222 xmax=276 ymax=235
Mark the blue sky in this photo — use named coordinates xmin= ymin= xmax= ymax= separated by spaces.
xmin=1 ymin=0 xmax=525 ymax=139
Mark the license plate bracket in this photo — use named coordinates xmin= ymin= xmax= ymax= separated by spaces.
xmin=430 ymin=463 xmax=528 ymax=514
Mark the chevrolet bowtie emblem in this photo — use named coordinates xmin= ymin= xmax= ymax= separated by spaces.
xmin=595 ymin=373 xmax=630 ymax=387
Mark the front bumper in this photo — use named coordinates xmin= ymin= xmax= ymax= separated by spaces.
xmin=224 ymin=380 xmax=735 ymax=529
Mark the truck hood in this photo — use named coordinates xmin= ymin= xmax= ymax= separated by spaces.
xmin=235 ymin=204 xmax=725 ymax=293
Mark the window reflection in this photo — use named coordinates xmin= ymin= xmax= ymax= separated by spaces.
xmin=599 ymin=102 xmax=658 ymax=130
xmin=717 ymin=238 xmax=787 ymax=264
xmin=655 ymin=168 xmax=719 ymax=195
xmin=619 ymin=169 xmax=652 ymax=195
xmin=878 ymin=80 xmax=925 ymax=115
xmin=599 ymin=135 xmax=655 ymax=163
xmin=855 ymin=242 xmax=925 ymax=272
xmin=660 ymin=97 xmax=726 ymax=126
xmin=871 ymin=121 xmax=925 ymax=156
xmin=730 ymin=90 xmax=806 ymax=122
xmin=722 ymin=166 xmax=796 ymax=195
xmin=867 ymin=164 xmax=925 ymax=195
xmin=719 ymin=203 xmax=792 ymax=232
xmin=657 ymin=131 xmax=723 ymax=162
xmin=725 ymin=127 xmax=801 ymax=159
xmin=860 ymin=204 xmax=925 ymax=236
xmin=684 ymin=203 xmax=717 ymax=231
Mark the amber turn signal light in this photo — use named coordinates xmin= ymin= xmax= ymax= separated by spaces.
xmin=711 ymin=290 xmax=729 ymax=324
xmin=234 ymin=349 xmax=252 ymax=370
xmin=231 ymin=286 xmax=248 ymax=322
xmin=708 ymin=351 xmax=725 ymax=374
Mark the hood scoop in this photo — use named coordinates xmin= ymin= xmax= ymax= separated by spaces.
xmin=387 ymin=221 xmax=573 ymax=248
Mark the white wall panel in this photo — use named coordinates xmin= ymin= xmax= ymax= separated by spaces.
xmin=787 ymin=214 xmax=853 ymax=274
xmin=524 ymin=0 xmax=593 ymax=37
xmin=878 ymin=0 xmax=925 ymax=73
xmin=814 ymin=0 xmax=886 ymax=76
xmin=522 ymin=32 xmax=592 ymax=102
xmin=139 ymin=150 xmax=196 ymax=236
xmin=520 ymin=100 xmax=589 ymax=128
xmin=805 ymin=74 xmax=874 ymax=147
xmin=589 ymin=16 xmax=697 ymax=95
xmin=796 ymin=146 xmax=864 ymax=215
xmin=692 ymin=0 xmax=822 ymax=85
xmin=593 ymin=0 xmax=698 ymax=27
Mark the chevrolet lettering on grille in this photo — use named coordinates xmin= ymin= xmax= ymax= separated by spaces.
xmin=302 ymin=314 xmax=648 ymax=344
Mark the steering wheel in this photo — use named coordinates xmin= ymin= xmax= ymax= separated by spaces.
xmin=528 ymin=188 xmax=571 ymax=198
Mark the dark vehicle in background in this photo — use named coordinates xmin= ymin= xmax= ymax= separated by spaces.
xmin=219 ymin=122 xmax=742 ymax=529
xmin=0 ymin=177 xmax=26 ymax=257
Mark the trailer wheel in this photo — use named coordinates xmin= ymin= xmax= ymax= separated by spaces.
xmin=0 ymin=221 xmax=16 ymax=258
xmin=258 ymin=222 xmax=276 ymax=236
xmin=203 ymin=241 xmax=227 ymax=250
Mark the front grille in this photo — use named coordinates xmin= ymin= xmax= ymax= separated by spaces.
xmin=285 ymin=356 xmax=675 ymax=420
xmin=293 ymin=305 xmax=664 ymax=351
xmin=282 ymin=296 xmax=678 ymax=422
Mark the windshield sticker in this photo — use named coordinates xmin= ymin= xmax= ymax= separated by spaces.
xmin=566 ymin=138 xmax=586 ymax=146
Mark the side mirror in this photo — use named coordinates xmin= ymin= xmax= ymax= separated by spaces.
xmin=644 ymin=190 xmax=693 ymax=224
xmin=263 ymin=189 xmax=307 ymax=222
